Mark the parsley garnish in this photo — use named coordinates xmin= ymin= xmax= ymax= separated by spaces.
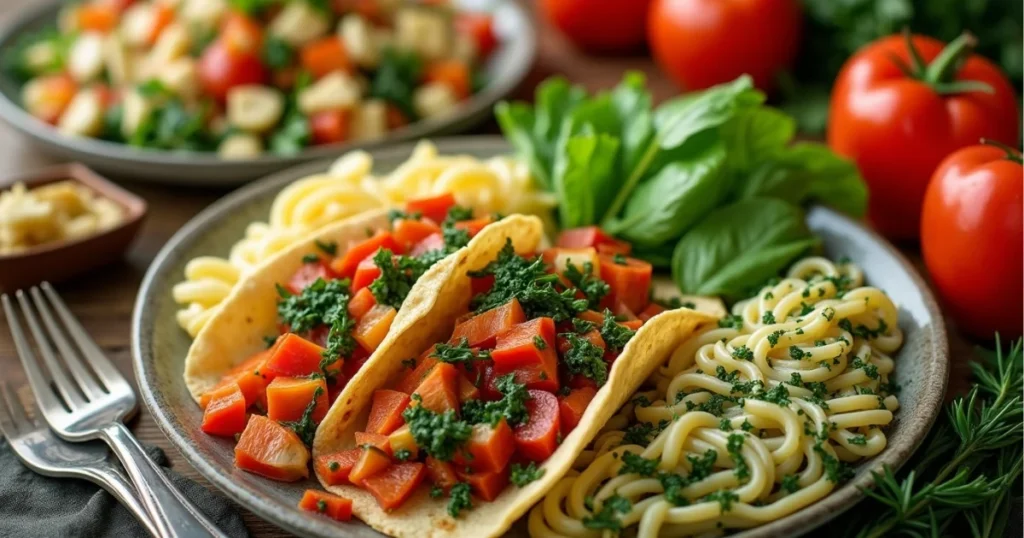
xmin=619 ymin=452 xmax=658 ymax=477
xmin=703 ymin=490 xmax=739 ymax=511
xmin=599 ymin=309 xmax=635 ymax=353
xmin=314 ymin=240 xmax=337 ymax=256
xmin=848 ymin=435 xmax=868 ymax=446
xmin=732 ymin=345 xmax=753 ymax=361
xmin=560 ymin=331 xmax=608 ymax=386
xmin=447 ymin=482 xmax=473 ymax=518
xmin=562 ymin=261 xmax=610 ymax=309
xmin=402 ymin=395 xmax=472 ymax=461
xmin=762 ymin=311 xmax=776 ymax=324
xmin=281 ymin=386 xmax=324 ymax=446
xmin=461 ymin=374 xmax=531 ymax=426
xmin=780 ymin=474 xmax=800 ymax=494
xmin=430 ymin=485 xmax=444 ymax=499
xmin=393 ymin=448 xmax=413 ymax=461
xmin=369 ymin=248 xmax=432 ymax=309
xmin=431 ymin=338 xmax=480 ymax=366
xmin=387 ymin=208 xmax=421 ymax=221
xmin=263 ymin=335 xmax=278 ymax=348
xmin=510 ymin=462 xmax=545 ymax=486
xmin=726 ymin=434 xmax=749 ymax=480
xmin=276 ymin=278 xmax=356 ymax=374
xmin=533 ymin=335 xmax=547 ymax=350
xmin=612 ymin=254 xmax=627 ymax=265
xmin=301 ymin=253 xmax=320 ymax=264
xmin=582 ymin=494 xmax=631 ymax=530
xmin=718 ymin=315 xmax=743 ymax=329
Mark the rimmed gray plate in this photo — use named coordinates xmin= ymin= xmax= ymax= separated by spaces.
xmin=132 ymin=136 xmax=949 ymax=538
xmin=0 ymin=1 xmax=535 ymax=186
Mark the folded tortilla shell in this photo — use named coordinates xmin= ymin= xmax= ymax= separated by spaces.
xmin=312 ymin=214 xmax=718 ymax=538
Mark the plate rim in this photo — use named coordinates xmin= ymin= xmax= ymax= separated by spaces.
xmin=132 ymin=136 xmax=949 ymax=538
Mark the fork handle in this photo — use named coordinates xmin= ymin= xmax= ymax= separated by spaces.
xmin=101 ymin=422 xmax=226 ymax=538
xmin=82 ymin=464 xmax=163 ymax=537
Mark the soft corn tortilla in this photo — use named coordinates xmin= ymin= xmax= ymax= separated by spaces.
xmin=312 ymin=215 xmax=718 ymax=538
xmin=183 ymin=209 xmax=393 ymax=401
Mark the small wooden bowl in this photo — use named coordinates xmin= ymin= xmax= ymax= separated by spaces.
xmin=0 ymin=163 xmax=147 ymax=292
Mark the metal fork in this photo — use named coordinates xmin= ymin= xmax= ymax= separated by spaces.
xmin=0 ymin=381 xmax=160 ymax=537
xmin=2 ymin=283 xmax=223 ymax=538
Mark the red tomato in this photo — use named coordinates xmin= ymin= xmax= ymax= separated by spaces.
xmin=310 ymin=110 xmax=350 ymax=145
xmin=455 ymin=13 xmax=499 ymax=58
xmin=828 ymin=33 xmax=1020 ymax=240
xmin=921 ymin=143 xmax=1022 ymax=340
xmin=648 ymin=0 xmax=801 ymax=93
xmin=198 ymin=40 xmax=268 ymax=102
xmin=539 ymin=0 xmax=650 ymax=53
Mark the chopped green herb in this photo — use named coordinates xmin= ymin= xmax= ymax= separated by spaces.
xmin=848 ymin=435 xmax=868 ymax=446
xmin=562 ymin=261 xmax=610 ymax=309
xmin=560 ymin=331 xmax=608 ymax=386
xmin=767 ymin=330 xmax=785 ymax=347
xmin=281 ymin=386 xmax=324 ymax=446
xmin=263 ymin=335 xmax=278 ymax=348
xmin=612 ymin=253 xmax=627 ymax=265
xmin=533 ymin=335 xmax=547 ymax=350
xmin=402 ymin=395 xmax=472 ymax=461
xmin=314 ymin=240 xmax=337 ymax=256
xmin=582 ymin=494 xmax=631 ymax=530
xmin=703 ymin=489 xmax=739 ymax=511
xmin=401 ymin=358 xmax=417 ymax=370
xmin=731 ymin=345 xmax=753 ymax=361
xmin=431 ymin=338 xmax=480 ymax=366
xmin=461 ymin=374 xmax=531 ymax=427
xmin=780 ymin=474 xmax=800 ymax=494
xmin=718 ymin=315 xmax=744 ymax=329
xmin=726 ymin=433 xmax=749 ymax=480
xmin=510 ymin=462 xmax=545 ymax=486
xmin=447 ymin=482 xmax=473 ymax=518
xmin=599 ymin=309 xmax=636 ymax=353
xmin=301 ymin=253 xmax=320 ymax=264
xmin=619 ymin=452 xmax=658 ymax=477
xmin=393 ymin=448 xmax=413 ymax=461
xmin=762 ymin=311 xmax=777 ymax=324
xmin=430 ymin=485 xmax=444 ymax=499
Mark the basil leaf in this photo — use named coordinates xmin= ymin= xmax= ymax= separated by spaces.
xmin=719 ymin=107 xmax=795 ymax=173
xmin=672 ymin=198 xmax=818 ymax=299
xmin=652 ymin=75 xmax=762 ymax=150
xmin=615 ymin=136 xmax=727 ymax=247
xmin=609 ymin=72 xmax=655 ymax=174
xmin=553 ymin=128 xmax=619 ymax=227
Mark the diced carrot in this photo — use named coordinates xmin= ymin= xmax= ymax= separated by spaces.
xmin=362 ymin=463 xmax=427 ymax=511
xmin=349 ymin=445 xmax=392 ymax=486
xmin=348 ymin=287 xmax=377 ymax=320
xmin=286 ymin=259 xmax=337 ymax=294
xmin=314 ymin=449 xmax=361 ymax=485
xmin=454 ymin=216 xmax=494 ymax=238
xmin=298 ymin=490 xmax=353 ymax=521
xmin=558 ymin=386 xmax=597 ymax=435
xmin=424 ymin=59 xmax=471 ymax=99
xmin=330 ymin=231 xmax=402 ymax=277
xmin=264 ymin=333 xmax=325 ymax=378
xmin=513 ymin=390 xmax=561 ymax=461
xmin=354 ymin=304 xmax=397 ymax=352
xmin=146 ymin=4 xmax=174 ymax=45
xmin=387 ymin=424 xmax=418 ymax=459
xmin=351 ymin=255 xmax=382 ymax=292
xmin=394 ymin=347 xmax=439 ymax=394
xmin=638 ymin=302 xmax=667 ymax=322
xmin=557 ymin=227 xmax=631 ymax=255
xmin=599 ymin=255 xmax=652 ymax=314
xmin=221 ymin=11 xmax=263 ymax=55
xmin=201 ymin=383 xmax=248 ymax=436
xmin=491 ymin=317 xmax=556 ymax=372
xmin=457 ymin=373 xmax=480 ymax=402
xmin=266 ymin=376 xmax=329 ymax=424
xmin=453 ymin=419 xmax=515 ymax=473
xmin=451 ymin=299 xmax=526 ymax=349
xmin=556 ymin=330 xmax=606 ymax=356
xmin=366 ymin=389 xmax=410 ymax=435
xmin=412 ymin=362 xmax=460 ymax=414
xmin=354 ymin=431 xmax=392 ymax=456
xmin=425 ymin=456 xmax=459 ymax=493
xmin=410 ymin=232 xmax=445 ymax=257
xmin=301 ymin=36 xmax=351 ymax=79
xmin=405 ymin=193 xmax=456 ymax=224
xmin=577 ymin=310 xmax=605 ymax=325
xmin=199 ymin=348 xmax=272 ymax=409
xmin=456 ymin=466 xmax=509 ymax=502
xmin=455 ymin=12 xmax=498 ymax=58
xmin=393 ymin=218 xmax=441 ymax=249
xmin=620 ymin=319 xmax=644 ymax=331
xmin=77 ymin=4 xmax=119 ymax=32
xmin=235 ymin=415 xmax=310 ymax=481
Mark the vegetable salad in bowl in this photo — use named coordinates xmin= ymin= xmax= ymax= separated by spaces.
xmin=5 ymin=0 xmax=497 ymax=158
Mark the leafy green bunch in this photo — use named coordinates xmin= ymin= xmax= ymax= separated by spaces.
xmin=497 ymin=73 xmax=867 ymax=300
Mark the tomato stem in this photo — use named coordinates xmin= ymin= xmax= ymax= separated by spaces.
xmin=925 ymin=32 xmax=976 ymax=84
xmin=981 ymin=138 xmax=1024 ymax=164
xmin=900 ymin=30 xmax=994 ymax=96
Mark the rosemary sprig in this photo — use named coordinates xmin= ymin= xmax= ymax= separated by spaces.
xmin=834 ymin=336 xmax=1022 ymax=538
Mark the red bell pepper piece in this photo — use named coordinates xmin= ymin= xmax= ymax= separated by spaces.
xmin=234 ymin=415 xmax=310 ymax=481
xmin=349 ymin=445 xmax=392 ymax=486
xmin=425 ymin=456 xmax=459 ymax=493
xmin=410 ymin=233 xmax=446 ymax=257
xmin=331 ymin=231 xmax=403 ymax=277
xmin=456 ymin=466 xmax=509 ymax=502
xmin=638 ymin=302 xmax=667 ymax=322
xmin=491 ymin=317 xmax=557 ymax=371
xmin=286 ymin=259 xmax=337 ymax=294
xmin=264 ymin=333 xmax=327 ymax=378
xmin=412 ymin=362 xmax=460 ymax=414
xmin=314 ymin=449 xmax=361 ymax=486
xmin=393 ymin=218 xmax=442 ymax=249
xmin=457 ymin=373 xmax=480 ymax=403
xmin=451 ymin=299 xmax=526 ymax=349
xmin=405 ymin=193 xmax=457 ymax=224
xmin=353 ymin=304 xmax=397 ymax=353
xmin=453 ymin=419 xmax=515 ymax=473
xmin=298 ymin=490 xmax=353 ymax=521
xmin=556 ymin=226 xmax=631 ymax=255
xmin=454 ymin=216 xmax=494 ymax=238
xmin=201 ymin=383 xmax=248 ymax=437
xmin=365 ymin=389 xmax=411 ymax=435
xmin=362 ymin=462 xmax=427 ymax=510
xmin=351 ymin=255 xmax=382 ymax=292
xmin=199 ymin=348 xmax=272 ymax=409
xmin=265 ymin=376 xmax=329 ymax=424
xmin=599 ymin=254 xmax=652 ymax=314
xmin=513 ymin=390 xmax=561 ymax=461
xmin=558 ymin=386 xmax=597 ymax=435
xmin=347 ymin=287 xmax=377 ymax=320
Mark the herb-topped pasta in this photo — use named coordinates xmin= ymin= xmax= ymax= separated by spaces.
xmin=173 ymin=141 xmax=556 ymax=336
xmin=528 ymin=256 xmax=903 ymax=537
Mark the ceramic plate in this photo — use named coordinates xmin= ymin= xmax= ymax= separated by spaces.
xmin=132 ymin=136 xmax=949 ymax=538
xmin=0 ymin=1 xmax=535 ymax=186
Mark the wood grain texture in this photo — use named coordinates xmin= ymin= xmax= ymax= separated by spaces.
xmin=0 ymin=1 xmax=977 ymax=536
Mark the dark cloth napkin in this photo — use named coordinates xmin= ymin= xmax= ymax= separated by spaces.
xmin=0 ymin=439 xmax=249 ymax=538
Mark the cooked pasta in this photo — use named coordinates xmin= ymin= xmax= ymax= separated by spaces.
xmin=173 ymin=141 xmax=556 ymax=336
xmin=529 ymin=256 xmax=903 ymax=537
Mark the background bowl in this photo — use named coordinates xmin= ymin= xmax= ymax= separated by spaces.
xmin=0 ymin=1 xmax=536 ymax=187
xmin=132 ymin=137 xmax=948 ymax=538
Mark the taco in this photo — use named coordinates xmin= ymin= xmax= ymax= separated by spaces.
xmin=184 ymin=192 xmax=510 ymax=479
xmin=311 ymin=214 xmax=718 ymax=537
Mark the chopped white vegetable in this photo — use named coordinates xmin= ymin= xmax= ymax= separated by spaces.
xmin=269 ymin=2 xmax=329 ymax=47
xmin=413 ymin=82 xmax=458 ymax=119
xmin=181 ymin=0 xmax=227 ymax=31
xmin=57 ymin=89 xmax=104 ymax=137
xmin=338 ymin=14 xmax=379 ymax=69
xmin=350 ymin=99 xmax=388 ymax=141
xmin=22 ymin=42 xmax=59 ymax=76
xmin=68 ymin=32 xmax=106 ymax=83
xmin=227 ymin=85 xmax=285 ymax=133
xmin=218 ymin=133 xmax=263 ymax=159
xmin=148 ymin=23 xmax=191 ymax=67
xmin=158 ymin=58 xmax=200 ymax=100
xmin=104 ymin=33 xmax=137 ymax=86
xmin=121 ymin=4 xmax=156 ymax=47
xmin=297 ymin=71 xmax=361 ymax=115
xmin=121 ymin=90 xmax=153 ymax=138
xmin=394 ymin=7 xmax=451 ymax=62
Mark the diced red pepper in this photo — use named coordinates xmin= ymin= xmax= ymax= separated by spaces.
xmin=470 ymin=274 xmax=495 ymax=296
xmin=491 ymin=317 xmax=557 ymax=371
xmin=199 ymin=349 xmax=272 ymax=409
xmin=348 ymin=287 xmax=377 ymax=320
xmin=455 ymin=12 xmax=498 ymax=58
xmin=479 ymin=364 xmax=502 ymax=401
xmin=354 ymin=304 xmax=397 ymax=353
xmin=451 ymin=299 xmax=526 ymax=349
xmin=556 ymin=330 xmax=606 ymax=356
xmin=557 ymin=227 xmax=631 ymax=255
xmin=264 ymin=333 xmax=326 ymax=378
xmin=577 ymin=310 xmax=605 ymax=325
xmin=201 ymin=383 xmax=248 ymax=437
xmin=330 ymin=231 xmax=402 ymax=277
xmin=366 ymin=389 xmax=411 ymax=435
xmin=362 ymin=463 xmax=427 ymax=511
xmin=558 ymin=386 xmax=597 ymax=435
xmin=612 ymin=299 xmax=639 ymax=321
xmin=265 ymin=376 xmax=329 ymax=424
xmin=425 ymin=456 xmax=459 ymax=493
xmin=454 ymin=216 xmax=494 ymax=238
xmin=456 ymin=466 xmax=509 ymax=502
xmin=457 ymin=373 xmax=480 ymax=402
xmin=567 ymin=374 xmax=599 ymax=391
xmin=349 ymin=445 xmax=392 ymax=486
xmin=599 ymin=254 xmax=652 ymax=314
xmin=405 ymin=193 xmax=457 ymax=224
xmin=352 ymin=255 xmax=382 ymax=292
xmin=286 ymin=259 xmax=336 ymax=294
xmin=453 ymin=419 xmax=515 ymax=473
xmin=314 ymin=449 xmax=361 ymax=486
xmin=514 ymin=390 xmax=561 ymax=461
xmin=342 ymin=346 xmax=370 ymax=380
xmin=393 ymin=218 xmax=442 ymax=249
xmin=620 ymin=319 xmax=644 ymax=331
xmin=354 ymin=431 xmax=393 ymax=456
xmin=234 ymin=415 xmax=310 ymax=481
xmin=413 ymin=362 xmax=460 ymax=414
xmin=638 ymin=302 xmax=667 ymax=322
xmin=298 ymin=490 xmax=353 ymax=521
xmin=410 ymin=233 xmax=445 ymax=257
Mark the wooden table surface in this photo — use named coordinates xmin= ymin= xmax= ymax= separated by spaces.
xmin=0 ymin=2 xmax=978 ymax=537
